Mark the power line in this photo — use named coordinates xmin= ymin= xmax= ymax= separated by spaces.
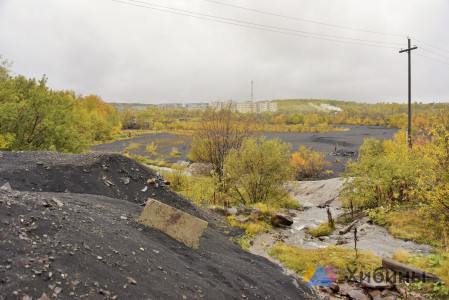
xmin=206 ymin=1 xmax=449 ymax=58
xmin=415 ymin=53 xmax=449 ymax=67
xmin=111 ymin=0 xmax=401 ymax=49
xmin=122 ymin=0 xmax=402 ymax=46
xmin=205 ymin=0 xmax=405 ymax=38
xmin=411 ymin=37 xmax=449 ymax=54
xmin=419 ymin=46 xmax=449 ymax=62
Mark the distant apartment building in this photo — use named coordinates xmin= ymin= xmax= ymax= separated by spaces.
xmin=212 ymin=101 xmax=277 ymax=113
xmin=185 ymin=103 xmax=209 ymax=111
xmin=236 ymin=101 xmax=257 ymax=113
xmin=256 ymin=101 xmax=278 ymax=113
xmin=158 ymin=103 xmax=183 ymax=110
xmin=131 ymin=105 xmax=148 ymax=111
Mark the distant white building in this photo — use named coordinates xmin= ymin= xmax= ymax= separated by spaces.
xmin=131 ymin=105 xmax=148 ymax=111
xmin=185 ymin=103 xmax=209 ymax=111
xmin=256 ymin=101 xmax=277 ymax=113
xmin=212 ymin=101 xmax=277 ymax=113
xmin=236 ymin=101 xmax=257 ymax=113
xmin=158 ymin=103 xmax=183 ymax=110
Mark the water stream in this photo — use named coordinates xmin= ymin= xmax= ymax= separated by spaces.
xmin=281 ymin=178 xmax=434 ymax=258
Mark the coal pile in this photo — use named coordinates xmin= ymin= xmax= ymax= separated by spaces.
xmin=0 ymin=151 xmax=316 ymax=299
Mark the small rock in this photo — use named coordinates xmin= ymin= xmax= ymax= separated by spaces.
xmin=147 ymin=178 xmax=157 ymax=184
xmin=141 ymin=186 xmax=148 ymax=192
xmin=51 ymin=197 xmax=63 ymax=207
xmin=346 ymin=289 xmax=368 ymax=300
xmin=38 ymin=293 xmax=51 ymax=300
xmin=271 ymin=212 xmax=293 ymax=227
xmin=120 ymin=216 xmax=128 ymax=220
xmin=97 ymin=256 xmax=102 ymax=260
xmin=127 ymin=277 xmax=137 ymax=285
xmin=53 ymin=287 xmax=62 ymax=296
xmin=0 ymin=182 xmax=12 ymax=192
xmin=225 ymin=207 xmax=238 ymax=215
xmin=99 ymin=289 xmax=111 ymax=297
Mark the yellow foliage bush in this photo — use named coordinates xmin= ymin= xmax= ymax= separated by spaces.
xmin=291 ymin=146 xmax=331 ymax=180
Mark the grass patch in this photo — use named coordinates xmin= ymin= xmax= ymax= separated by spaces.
xmin=169 ymin=147 xmax=183 ymax=158
xmin=393 ymin=250 xmax=449 ymax=285
xmin=269 ymin=244 xmax=381 ymax=278
xmin=124 ymin=142 xmax=142 ymax=152
xmin=368 ymin=206 xmax=443 ymax=247
xmin=308 ymin=221 xmax=335 ymax=237
xmin=145 ymin=141 xmax=158 ymax=156
xmin=392 ymin=250 xmax=449 ymax=298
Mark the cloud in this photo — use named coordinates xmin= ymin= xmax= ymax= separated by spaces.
xmin=0 ymin=0 xmax=448 ymax=103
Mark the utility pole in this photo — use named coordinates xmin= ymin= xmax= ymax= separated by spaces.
xmin=399 ymin=37 xmax=417 ymax=148
xmin=251 ymin=80 xmax=254 ymax=102
xmin=251 ymin=80 xmax=253 ymax=102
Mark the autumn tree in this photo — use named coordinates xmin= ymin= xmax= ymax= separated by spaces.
xmin=0 ymin=75 xmax=87 ymax=152
xmin=0 ymin=59 xmax=120 ymax=152
xmin=189 ymin=102 xmax=256 ymax=179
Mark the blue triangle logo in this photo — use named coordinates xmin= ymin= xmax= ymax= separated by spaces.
xmin=308 ymin=264 xmax=332 ymax=286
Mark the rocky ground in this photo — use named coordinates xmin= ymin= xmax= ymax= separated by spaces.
xmin=0 ymin=151 xmax=317 ymax=300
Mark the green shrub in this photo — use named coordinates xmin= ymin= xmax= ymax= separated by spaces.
xmin=223 ymin=137 xmax=294 ymax=206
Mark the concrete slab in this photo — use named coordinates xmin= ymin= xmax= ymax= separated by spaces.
xmin=138 ymin=198 xmax=208 ymax=250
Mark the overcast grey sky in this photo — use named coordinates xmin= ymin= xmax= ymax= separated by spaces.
xmin=0 ymin=0 xmax=448 ymax=104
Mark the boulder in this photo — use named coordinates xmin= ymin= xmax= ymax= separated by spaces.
xmin=271 ymin=212 xmax=293 ymax=227
xmin=225 ymin=207 xmax=238 ymax=215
